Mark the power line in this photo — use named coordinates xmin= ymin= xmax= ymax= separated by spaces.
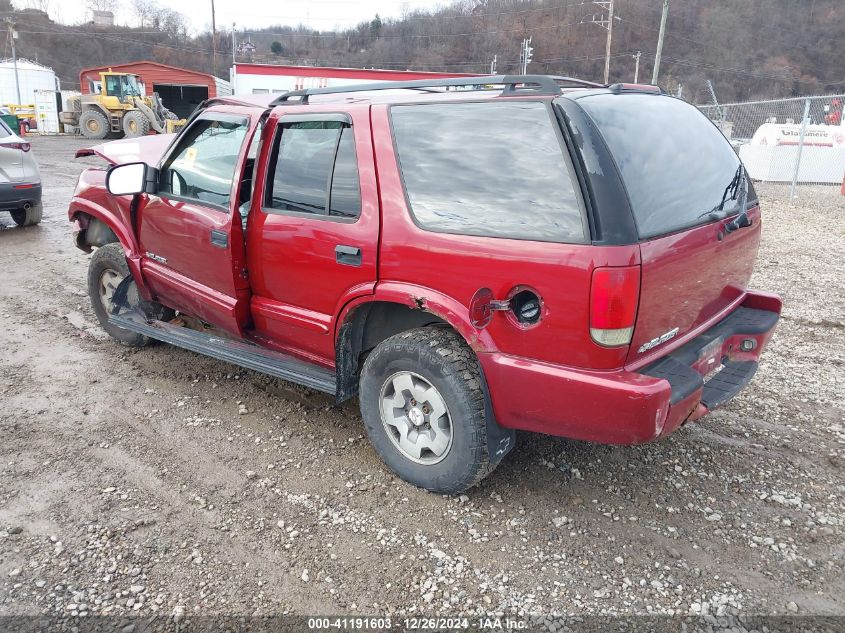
xmin=221 ymin=2 xmax=598 ymax=25
xmin=243 ymin=19 xmax=585 ymax=39
xmin=648 ymin=53 xmax=837 ymax=87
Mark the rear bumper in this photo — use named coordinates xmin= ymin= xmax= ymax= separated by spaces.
xmin=0 ymin=182 xmax=41 ymax=209
xmin=479 ymin=291 xmax=782 ymax=445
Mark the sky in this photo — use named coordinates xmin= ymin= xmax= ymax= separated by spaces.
xmin=45 ymin=0 xmax=450 ymax=34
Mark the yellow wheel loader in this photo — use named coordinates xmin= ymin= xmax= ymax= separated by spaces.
xmin=60 ymin=71 xmax=186 ymax=140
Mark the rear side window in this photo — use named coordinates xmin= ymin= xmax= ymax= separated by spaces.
xmin=0 ymin=120 xmax=11 ymax=138
xmin=264 ymin=121 xmax=361 ymax=219
xmin=579 ymin=94 xmax=753 ymax=239
xmin=390 ymin=101 xmax=586 ymax=243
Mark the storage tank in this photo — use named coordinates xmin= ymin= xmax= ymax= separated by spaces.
xmin=0 ymin=59 xmax=59 ymax=105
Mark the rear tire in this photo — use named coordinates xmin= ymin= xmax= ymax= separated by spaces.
xmin=359 ymin=328 xmax=496 ymax=494
xmin=122 ymin=111 xmax=150 ymax=138
xmin=10 ymin=202 xmax=42 ymax=226
xmin=87 ymin=243 xmax=173 ymax=347
xmin=79 ymin=110 xmax=109 ymax=140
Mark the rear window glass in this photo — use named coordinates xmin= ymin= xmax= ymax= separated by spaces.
xmin=579 ymin=94 xmax=752 ymax=239
xmin=390 ymin=101 xmax=586 ymax=243
xmin=264 ymin=121 xmax=361 ymax=219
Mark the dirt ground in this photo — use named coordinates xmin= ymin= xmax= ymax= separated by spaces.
xmin=1 ymin=136 xmax=843 ymax=625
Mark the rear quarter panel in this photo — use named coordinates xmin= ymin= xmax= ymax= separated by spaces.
xmin=371 ymin=103 xmax=640 ymax=370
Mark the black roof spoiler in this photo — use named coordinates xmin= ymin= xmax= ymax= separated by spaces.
xmin=607 ymin=83 xmax=665 ymax=95
xmin=270 ymin=74 xmax=606 ymax=106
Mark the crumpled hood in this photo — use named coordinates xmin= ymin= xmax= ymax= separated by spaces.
xmin=75 ymin=133 xmax=176 ymax=165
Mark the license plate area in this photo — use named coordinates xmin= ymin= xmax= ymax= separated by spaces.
xmin=695 ymin=338 xmax=726 ymax=382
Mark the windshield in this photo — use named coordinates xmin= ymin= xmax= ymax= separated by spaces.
xmin=578 ymin=93 xmax=756 ymax=239
xmin=105 ymin=74 xmax=143 ymax=98
xmin=122 ymin=75 xmax=142 ymax=97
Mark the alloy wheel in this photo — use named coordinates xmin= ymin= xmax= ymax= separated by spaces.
xmin=379 ymin=371 xmax=453 ymax=465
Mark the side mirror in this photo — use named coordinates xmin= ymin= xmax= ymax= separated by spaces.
xmin=106 ymin=162 xmax=156 ymax=196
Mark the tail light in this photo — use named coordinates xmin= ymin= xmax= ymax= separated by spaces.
xmin=589 ymin=265 xmax=640 ymax=347
xmin=2 ymin=142 xmax=30 ymax=152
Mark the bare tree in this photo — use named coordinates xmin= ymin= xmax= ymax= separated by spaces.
xmin=131 ymin=0 xmax=157 ymax=28
xmin=86 ymin=0 xmax=119 ymax=12
xmin=23 ymin=0 xmax=52 ymax=14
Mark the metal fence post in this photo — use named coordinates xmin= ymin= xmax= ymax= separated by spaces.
xmin=789 ymin=99 xmax=811 ymax=200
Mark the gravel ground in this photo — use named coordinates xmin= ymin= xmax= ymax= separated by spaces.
xmin=0 ymin=136 xmax=843 ymax=626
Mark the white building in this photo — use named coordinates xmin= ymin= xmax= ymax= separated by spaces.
xmin=93 ymin=11 xmax=115 ymax=27
xmin=0 ymin=59 xmax=59 ymax=105
xmin=230 ymin=63 xmax=470 ymax=96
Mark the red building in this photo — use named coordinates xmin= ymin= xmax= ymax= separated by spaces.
xmin=79 ymin=61 xmax=231 ymax=119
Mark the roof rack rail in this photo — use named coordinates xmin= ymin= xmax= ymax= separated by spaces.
xmin=269 ymin=74 xmax=605 ymax=106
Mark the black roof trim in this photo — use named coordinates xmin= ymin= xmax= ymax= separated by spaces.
xmin=269 ymin=74 xmax=605 ymax=105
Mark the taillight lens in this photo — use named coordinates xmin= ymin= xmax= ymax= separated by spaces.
xmin=590 ymin=265 xmax=640 ymax=347
xmin=2 ymin=142 xmax=30 ymax=152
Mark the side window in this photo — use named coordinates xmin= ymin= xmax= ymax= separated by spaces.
xmin=390 ymin=101 xmax=587 ymax=243
xmin=329 ymin=128 xmax=360 ymax=218
xmin=159 ymin=117 xmax=249 ymax=210
xmin=105 ymin=75 xmax=120 ymax=96
xmin=264 ymin=120 xmax=361 ymax=219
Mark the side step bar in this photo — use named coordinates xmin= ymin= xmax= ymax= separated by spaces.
xmin=109 ymin=311 xmax=337 ymax=395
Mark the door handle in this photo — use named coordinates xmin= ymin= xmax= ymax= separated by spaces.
xmin=210 ymin=229 xmax=228 ymax=248
xmin=335 ymin=244 xmax=362 ymax=267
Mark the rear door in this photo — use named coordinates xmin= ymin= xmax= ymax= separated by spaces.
xmin=576 ymin=93 xmax=761 ymax=365
xmin=245 ymin=104 xmax=379 ymax=366
xmin=138 ymin=108 xmax=259 ymax=335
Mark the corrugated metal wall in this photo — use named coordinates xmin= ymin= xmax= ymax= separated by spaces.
xmin=79 ymin=61 xmax=221 ymax=98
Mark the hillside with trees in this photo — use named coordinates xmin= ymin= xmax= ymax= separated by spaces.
xmin=3 ymin=0 xmax=844 ymax=104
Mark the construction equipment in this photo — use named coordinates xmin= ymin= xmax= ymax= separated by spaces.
xmin=2 ymin=104 xmax=37 ymax=132
xmin=60 ymin=71 xmax=185 ymax=140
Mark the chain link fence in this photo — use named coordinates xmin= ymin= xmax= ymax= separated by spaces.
xmin=697 ymin=94 xmax=845 ymax=191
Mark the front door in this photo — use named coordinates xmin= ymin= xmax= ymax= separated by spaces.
xmin=246 ymin=104 xmax=380 ymax=366
xmin=138 ymin=109 xmax=257 ymax=336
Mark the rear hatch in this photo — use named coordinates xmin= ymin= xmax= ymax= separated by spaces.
xmin=0 ymin=119 xmax=23 ymax=182
xmin=578 ymin=93 xmax=761 ymax=365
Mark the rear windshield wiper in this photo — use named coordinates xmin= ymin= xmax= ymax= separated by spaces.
xmin=696 ymin=165 xmax=744 ymax=220
xmin=723 ymin=165 xmax=751 ymax=233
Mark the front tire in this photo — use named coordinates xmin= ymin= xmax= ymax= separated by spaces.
xmin=87 ymin=243 xmax=153 ymax=347
xmin=122 ymin=111 xmax=150 ymax=138
xmin=10 ymin=202 xmax=42 ymax=226
xmin=359 ymin=328 xmax=496 ymax=494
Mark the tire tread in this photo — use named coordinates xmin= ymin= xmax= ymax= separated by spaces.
xmin=361 ymin=327 xmax=494 ymax=494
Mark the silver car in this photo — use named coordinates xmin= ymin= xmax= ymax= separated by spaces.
xmin=0 ymin=118 xmax=41 ymax=226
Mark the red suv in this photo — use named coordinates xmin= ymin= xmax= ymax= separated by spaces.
xmin=68 ymin=75 xmax=781 ymax=493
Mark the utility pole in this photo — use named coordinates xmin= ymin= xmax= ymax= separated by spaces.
xmin=520 ymin=38 xmax=533 ymax=75
xmin=6 ymin=19 xmax=21 ymax=104
xmin=490 ymin=54 xmax=497 ymax=74
xmin=232 ymin=22 xmax=237 ymax=63
xmin=211 ymin=0 xmax=218 ymax=78
xmin=652 ymin=0 xmax=669 ymax=85
xmin=633 ymin=51 xmax=641 ymax=83
xmin=592 ymin=1 xmax=615 ymax=84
